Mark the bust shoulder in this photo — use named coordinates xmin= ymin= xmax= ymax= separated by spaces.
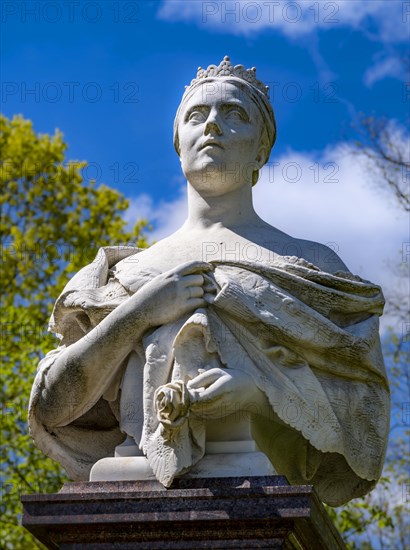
xmin=251 ymin=222 xmax=349 ymax=275
xmin=291 ymin=237 xmax=350 ymax=274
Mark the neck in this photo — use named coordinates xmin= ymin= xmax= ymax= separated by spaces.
xmin=183 ymin=181 xmax=261 ymax=231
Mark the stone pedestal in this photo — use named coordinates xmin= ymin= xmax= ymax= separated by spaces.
xmin=22 ymin=476 xmax=347 ymax=549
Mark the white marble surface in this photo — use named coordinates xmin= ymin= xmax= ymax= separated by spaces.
xmin=29 ymin=57 xmax=389 ymax=506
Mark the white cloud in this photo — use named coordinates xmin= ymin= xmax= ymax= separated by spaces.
xmin=364 ymin=55 xmax=406 ymax=87
xmin=158 ymin=0 xmax=409 ymax=43
xmin=126 ymin=140 xmax=408 ymax=321
xmin=125 ymin=189 xmax=188 ymax=241
xmin=253 ymin=144 xmax=408 ymax=292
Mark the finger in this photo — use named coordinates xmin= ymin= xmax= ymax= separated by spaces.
xmin=202 ymin=273 xmax=214 ymax=283
xmin=203 ymin=283 xmax=217 ymax=293
xmin=202 ymin=274 xmax=218 ymax=292
xmin=190 ymin=376 xmax=228 ymax=405
xmin=203 ymin=273 xmax=217 ymax=284
xmin=186 ymin=297 xmax=207 ymax=309
xmin=186 ymin=286 xmax=204 ymax=299
xmin=183 ymin=274 xmax=204 ymax=287
xmin=176 ymin=261 xmax=214 ymax=276
xmin=187 ymin=368 xmax=226 ymax=389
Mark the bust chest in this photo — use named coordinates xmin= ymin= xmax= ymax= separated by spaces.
xmin=118 ymin=229 xmax=283 ymax=275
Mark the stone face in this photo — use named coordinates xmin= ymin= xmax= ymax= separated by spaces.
xmin=28 ymin=56 xmax=390 ymax=506
xmin=22 ymin=477 xmax=347 ymax=549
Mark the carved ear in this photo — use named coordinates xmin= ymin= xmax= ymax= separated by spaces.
xmin=255 ymin=145 xmax=267 ymax=169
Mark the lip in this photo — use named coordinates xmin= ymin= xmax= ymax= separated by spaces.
xmin=198 ymin=140 xmax=224 ymax=151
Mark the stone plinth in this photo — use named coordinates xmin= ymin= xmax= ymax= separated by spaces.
xmin=22 ymin=476 xmax=347 ymax=549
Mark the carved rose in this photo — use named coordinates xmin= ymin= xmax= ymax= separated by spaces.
xmin=154 ymin=381 xmax=190 ymax=431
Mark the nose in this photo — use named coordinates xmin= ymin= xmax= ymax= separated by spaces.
xmin=204 ymin=110 xmax=222 ymax=136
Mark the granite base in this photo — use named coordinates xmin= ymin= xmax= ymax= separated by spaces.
xmin=22 ymin=476 xmax=347 ymax=549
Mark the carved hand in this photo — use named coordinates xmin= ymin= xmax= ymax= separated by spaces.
xmin=187 ymin=367 xmax=264 ymax=419
xmin=135 ymin=260 xmax=215 ymax=327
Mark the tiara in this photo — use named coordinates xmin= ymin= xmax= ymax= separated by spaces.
xmin=186 ymin=55 xmax=270 ymax=99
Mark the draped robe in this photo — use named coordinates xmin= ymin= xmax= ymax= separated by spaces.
xmin=29 ymin=246 xmax=390 ymax=506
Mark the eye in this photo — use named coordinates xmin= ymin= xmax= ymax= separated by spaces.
xmin=187 ymin=110 xmax=206 ymax=123
xmin=225 ymin=107 xmax=248 ymax=122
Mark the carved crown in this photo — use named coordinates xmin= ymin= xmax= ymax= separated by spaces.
xmin=187 ymin=55 xmax=270 ymax=99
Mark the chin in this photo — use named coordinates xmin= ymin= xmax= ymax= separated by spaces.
xmin=184 ymin=159 xmax=234 ymax=179
xmin=183 ymin=162 xmax=218 ymax=183
xmin=187 ymin=175 xmax=246 ymax=199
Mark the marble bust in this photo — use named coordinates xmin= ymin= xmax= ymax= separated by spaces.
xmin=29 ymin=56 xmax=390 ymax=506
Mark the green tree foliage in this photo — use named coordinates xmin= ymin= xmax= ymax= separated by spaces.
xmin=0 ymin=114 xmax=149 ymax=548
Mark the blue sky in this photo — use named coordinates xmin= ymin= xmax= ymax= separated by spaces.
xmin=2 ymin=0 xmax=409 ymax=305
xmin=3 ymin=4 xmax=408 ymax=537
